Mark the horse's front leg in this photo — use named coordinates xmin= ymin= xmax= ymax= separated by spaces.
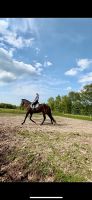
xmin=22 ymin=110 xmax=30 ymax=125
xmin=30 ymin=114 xmax=36 ymax=124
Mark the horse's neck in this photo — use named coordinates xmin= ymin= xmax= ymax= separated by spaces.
xmin=25 ymin=100 xmax=31 ymax=104
xmin=24 ymin=100 xmax=31 ymax=109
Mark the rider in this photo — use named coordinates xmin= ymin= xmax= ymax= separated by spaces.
xmin=32 ymin=93 xmax=39 ymax=108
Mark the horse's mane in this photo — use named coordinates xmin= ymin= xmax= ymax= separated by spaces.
xmin=22 ymin=99 xmax=31 ymax=104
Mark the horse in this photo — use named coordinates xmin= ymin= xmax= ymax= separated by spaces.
xmin=20 ymin=99 xmax=56 ymax=125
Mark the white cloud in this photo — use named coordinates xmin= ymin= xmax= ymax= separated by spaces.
xmin=66 ymin=86 xmax=72 ymax=91
xmin=8 ymin=18 xmax=38 ymax=35
xmin=77 ymin=58 xmax=92 ymax=71
xmin=35 ymin=47 xmax=40 ymax=55
xmin=33 ymin=60 xmax=53 ymax=69
xmin=0 ymin=69 xmax=16 ymax=82
xmin=0 ymin=32 xmax=34 ymax=49
xmin=65 ymin=68 xmax=78 ymax=76
xmin=0 ymin=47 xmax=42 ymax=83
xmin=34 ymin=62 xmax=42 ymax=68
xmin=78 ymin=72 xmax=92 ymax=83
xmin=0 ymin=19 xmax=35 ymax=49
xmin=46 ymin=61 xmax=53 ymax=66
xmin=13 ymin=60 xmax=37 ymax=75
xmin=0 ymin=18 xmax=38 ymax=35
xmin=44 ymin=61 xmax=53 ymax=67
xmin=0 ymin=19 xmax=9 ymax=33
xmin=0 ymin=46 xmax=53 ymax=84
xmin=8 ymin=48 xmax=15 ymax=57
xmin=65 ymin=58 xmax=92 ymax=76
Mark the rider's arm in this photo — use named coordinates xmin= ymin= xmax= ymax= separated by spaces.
xmin=34 ymin=96 xmax=38 ymax=101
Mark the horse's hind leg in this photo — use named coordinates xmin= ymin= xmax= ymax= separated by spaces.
xmin=40 ymin=113 xmax=46 ymax=125
xmin=22 ymin=110 xmax=30 ymax=125
xmin=47 ymin=113 xmax=53 ymax=124
xmin=51 ymin=115 xmax=56 ymax=124
xmin=47 ymin=112 xmax=56 ymax=124
xmin=52 ymin=115 xmax=56 ymax=124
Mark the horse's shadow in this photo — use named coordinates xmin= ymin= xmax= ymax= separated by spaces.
xmin=39 ymin=122 xmax=68 ymax=127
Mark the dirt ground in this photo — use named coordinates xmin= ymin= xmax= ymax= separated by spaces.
xmin=0 ymin=114 xmax=92 ymax=182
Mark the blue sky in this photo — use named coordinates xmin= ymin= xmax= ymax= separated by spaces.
xmin=0 ymin=18 xmax=92 ymax=105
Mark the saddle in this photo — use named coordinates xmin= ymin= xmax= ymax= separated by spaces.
xmin=30 ymin=102 xmax=39 ymax=109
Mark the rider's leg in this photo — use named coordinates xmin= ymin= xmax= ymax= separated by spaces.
xmin=32 ymin=102 xmax=35 ymax=108
xmin=34 ymin=100 xmax=38 ymax=108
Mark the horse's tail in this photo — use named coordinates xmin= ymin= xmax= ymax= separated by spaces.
xmin=48 ymin=106 xmax=56 ymax=123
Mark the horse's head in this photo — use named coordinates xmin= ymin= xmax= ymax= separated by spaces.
xmin=20 ymin=99 xmax=31 ymax=109
xmin=20 ymin=99 xmax=25 ymax=107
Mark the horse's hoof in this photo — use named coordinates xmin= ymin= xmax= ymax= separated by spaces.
xmin=21 ymin=123 xmax=24 ymax=125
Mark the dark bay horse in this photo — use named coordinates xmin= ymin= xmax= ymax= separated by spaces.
xmin=20 ymin=99 xmax=56 ymax=125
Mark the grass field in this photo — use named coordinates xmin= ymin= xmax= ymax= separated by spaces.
xmin=53 ymin=111 xmax=92 ymax=121
xmin=0 ymin=108 xmax=25 ymax=114
xmin=0 ymin=114 xmax=92 ymax=182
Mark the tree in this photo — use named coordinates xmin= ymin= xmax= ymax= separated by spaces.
xmin=80 ymin=84 xmax=92 ymax=104
xmin=0 ymin=103 xmax=17 ymax=109
xmin=47 ymin=83 xmax=92 ymax=116
xmin=72 ymin=101 xmax=82 ymax=114
xmin=60 ymin=95 xmax=72 ymax=113
xmin=54 ymin=95 xmax=61 ymax=111
xmin=80 ymin=84 xmax=92 ymax=115
xmin=48 ymin=97 xmax=55 ymax=111
xmin=68 ymin=91 xmax=80 ymax=102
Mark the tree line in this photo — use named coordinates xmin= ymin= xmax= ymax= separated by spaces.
xmin=48 ymin=83 xmax=92 ymax=116
xmin=0 ymin=103 xmax=17 ymax=109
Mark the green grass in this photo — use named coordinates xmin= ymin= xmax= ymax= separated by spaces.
xmin=0 ymin=108 xmax=25 ymax=114
xmin=54 ymin=169 xmax=85 ymax=182
xmin=53 ymin=111 xmax=92 ymax=121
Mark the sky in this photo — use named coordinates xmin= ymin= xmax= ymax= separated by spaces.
xmin=0 ymin=18 xmax=92 ymax=105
